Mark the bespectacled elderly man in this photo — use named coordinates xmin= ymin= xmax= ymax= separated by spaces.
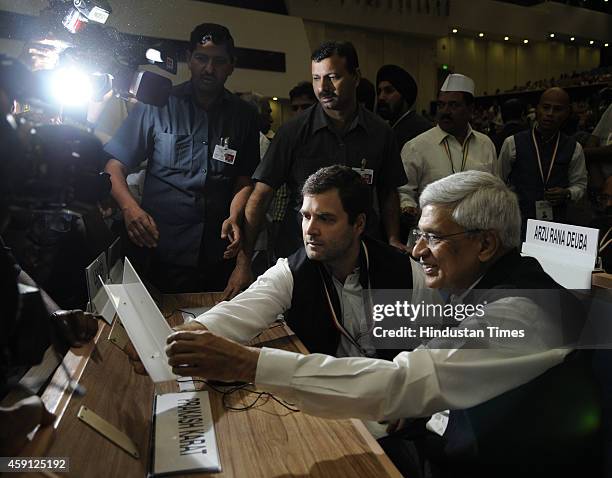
xmin=162 ymin=170 xmax=598 ymax=475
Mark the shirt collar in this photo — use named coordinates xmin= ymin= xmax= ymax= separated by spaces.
xmin=312 ymin=103 xmax=366 ymax=135
xmin=391 ymin=109 xmax=415 ymax=129
xmin=433 ymin=124 xmax=475 ymax=144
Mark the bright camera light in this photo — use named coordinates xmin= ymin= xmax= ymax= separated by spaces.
xmin=51 ymin=68 xmax=93 ymax=106
xmin=146 ymin=48 xmax=163 ymax=63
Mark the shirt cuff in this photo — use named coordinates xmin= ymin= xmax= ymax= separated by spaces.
xmin=255 ymin=347 xmax=301 ymax=389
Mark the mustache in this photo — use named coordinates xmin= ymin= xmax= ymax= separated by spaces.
xmin=320 ymin=92 xmax=337 ymax=99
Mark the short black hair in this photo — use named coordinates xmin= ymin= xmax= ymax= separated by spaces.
xmin=501 ymin=98 xmax=526 ymax=122
xmin=189 ymin=23 xmax=235 ymax=60
xmin=302 ymin=165 xmax=370 ymax=225
xmin=311 ymin=41 xmax=359 ymax=74
xmin=289 ymin=81 xmax=316 ymax=103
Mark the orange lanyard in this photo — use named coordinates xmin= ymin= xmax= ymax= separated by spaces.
xmin=531 ymin=128 xmax=560 ymax=188
xmin=318 ymin=241 xmax=374 ymax=357
xmin=442 ymin=136 xmax=470 ymax=174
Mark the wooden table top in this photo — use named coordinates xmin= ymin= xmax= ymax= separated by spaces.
xmin=33 ymin=293 xmax=400 ymax=477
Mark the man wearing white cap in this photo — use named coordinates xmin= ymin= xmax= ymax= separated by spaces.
xmin=398 ymin=73 xmax=498 ymax=221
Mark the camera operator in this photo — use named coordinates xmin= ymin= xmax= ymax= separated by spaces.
xmin=0 ymin=56 xmax=104 ymax=455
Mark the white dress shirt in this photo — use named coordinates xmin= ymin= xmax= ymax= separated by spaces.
xmin=254 ymin=297 xmax=568 ymax=423
xmin=398 ymin=125 xmax=499 ymax=209
xmin=194 ymin=257 xmax=567 ymax=428
xmin=195 ymin=257 xmax=428 ymax=358
xmin=498 ymin=134 xmax=587 ymax=201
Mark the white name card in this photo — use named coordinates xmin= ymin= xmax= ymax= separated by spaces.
xmin=525 ymin=220 xmax=599 ymax=260
xmin=152 ymin=391 xmax=221 ymax=476
xmin=522 ymin=220 xmax=600 ymax=289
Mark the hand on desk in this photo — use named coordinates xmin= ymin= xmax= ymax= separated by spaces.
xmin=122 ymin=321 xmax=208 ymax=376
xmin=52 ymin=309 xmax=100 ymax=347
xmin=166 ymin=329 xmax=259 ymax=383
xmin=0 ymin=396 xmax=55 ymax=456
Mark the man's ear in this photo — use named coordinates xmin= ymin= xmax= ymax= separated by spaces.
xmin=477 ymin=230 xmax=500 ymax=263
xmin=354 ymin=212 xmax=366 ymax=235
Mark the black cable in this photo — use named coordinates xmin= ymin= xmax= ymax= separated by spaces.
xmin=178 ymin=378 xmax=299 ymax=413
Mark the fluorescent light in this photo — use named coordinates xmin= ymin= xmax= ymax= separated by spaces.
xmin=272 ymin=97 xmax=278 ymax=101
xmin=452 ymin=28 xmax=458 ymax=34
xmin=523 ymin=39 xmax=529 ymax=44
xmin=570 ymin=37 xmax=575 ymax=41
xmin=589 ymin=40 xmax=594 ymax=45
xmin=504 ymin=36 xmax=510 ymax=41
xmin=605 ymin=43 xmax=610 ymax=48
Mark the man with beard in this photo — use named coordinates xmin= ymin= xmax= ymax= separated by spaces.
xmin=104 ymin=23 xmax=260 ymax=298
xmin=398 ymin=74 xmax=497 ymax=220
xmin=235 ymin=41 xmax=407 ymax=286
xmin=376 ymin=64 xmax=432 ymax=149
xmin=499 ymin=87 xmax=587 ymax=235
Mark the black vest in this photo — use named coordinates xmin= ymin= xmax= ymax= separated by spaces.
xmin=439 ymin=250 xmax=601 ymax=474
xmin=285 ymin=236 xmax=413 ymax=360
xmin=511 ymin=129 xmax=576 ymax=223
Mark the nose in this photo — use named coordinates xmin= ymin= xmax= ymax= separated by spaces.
xmin=303 ymin=217 xmax=319 ymax=237
xmin=412 ymin=235 xmax=429 ymax=259
xmin=203 ymin=60 xmax=215 ymax=75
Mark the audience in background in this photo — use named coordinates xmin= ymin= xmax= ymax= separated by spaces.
xmin=376 ymin=64 xmax=432 ymax=150
xmin=499 ymin=87 xmax=588 ymax=236
xmin=398 ymin=73 xmax=498 ymax=233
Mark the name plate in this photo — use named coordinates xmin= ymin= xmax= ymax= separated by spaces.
xmin=151 ymin=391 xmax=221 ymax=476
xmin=525 ymin=220 xmax=599 ymax=259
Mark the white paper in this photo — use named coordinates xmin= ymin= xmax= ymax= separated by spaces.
xmin=153 ymin=391 xmax=221 ymax=475
xmin=103 ymin=258 xmax=176 ymax=383
xmin=522 ymin=219 xmax=599 ymax=289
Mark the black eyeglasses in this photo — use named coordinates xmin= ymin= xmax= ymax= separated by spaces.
xmin=410 ymin=229 xmax=482 ymax=247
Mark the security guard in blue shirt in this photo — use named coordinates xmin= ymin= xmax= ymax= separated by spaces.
xmin=104 ymin=24 xmax=260 ymax=297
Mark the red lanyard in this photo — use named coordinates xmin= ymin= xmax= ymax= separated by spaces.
xmin=531 ymin=128 xmax=560 ymax=188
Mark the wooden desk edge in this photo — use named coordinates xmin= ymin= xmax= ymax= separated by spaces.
xmin=593 ymin=272 xmax=612 ymax=289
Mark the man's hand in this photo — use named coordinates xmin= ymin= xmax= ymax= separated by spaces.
xmin=123 ymin=321 xmax=208 ymax=376
xmin=0 ymin=396 xmax=55 ymax=456
xmin=166 ymin=329 xmax=259 ymax=382
xmin=221 ymin=216 xmax=241 ymax=259
xmin=544 ymin=187 xmax=571 ymax=206
xmin=222 ymin=254 xmax=253 ymax=301
xmin=123 ymin=205 xmax=159 ymax=248
xmin=52 ymin=309 xmax=100 ymax=347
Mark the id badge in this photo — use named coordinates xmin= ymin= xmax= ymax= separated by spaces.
xmin=535 ymin=200 xmax=554 ymax=221
xmin=352 ymin=167 xmax=374 ymax=185
xmin=213 ymin=144 xmax=237 ymax=165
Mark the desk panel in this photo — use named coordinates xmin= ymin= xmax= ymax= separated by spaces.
xmin=40 ymin=294 xmax=400 ymax=477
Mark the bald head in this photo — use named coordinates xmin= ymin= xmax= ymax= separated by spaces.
xmin=536 ymin=87 xmax=570 ymax=134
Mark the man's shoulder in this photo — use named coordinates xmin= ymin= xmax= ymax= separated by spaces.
xmin=360 ymin=106 xmax=394 ymax=134
xmin=471 ymin=129 xmax=495 ymax=146
xmin=408 ymin=125 xmax=440 ymax=146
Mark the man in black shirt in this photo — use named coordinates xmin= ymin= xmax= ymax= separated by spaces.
xmin=236 ymin=41 xmax=407 ymax=284
xmin=376 ymin=64 xmax=432 ymax=149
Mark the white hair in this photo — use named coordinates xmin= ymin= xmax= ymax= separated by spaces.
xmin=419 ymin=171 xmax=521 ymax=249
